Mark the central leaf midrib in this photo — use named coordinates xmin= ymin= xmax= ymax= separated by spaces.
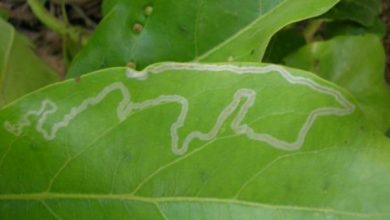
xmin=0 ymin=192 xmax=374 ymax=218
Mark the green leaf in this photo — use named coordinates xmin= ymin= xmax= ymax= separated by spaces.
xmin=1 ymin=62 xmax=390 ymax=219
xmin=323 ymin=0 xmax=381 ymax=27
xmin=284 ymin=34 xmax=390 ymax=133
xmin=67 ymin=0 xmax=339 ymax=77
xmin=0 ymin=19 xmax=59 ymax=107
xmin=102 ymin=0 xmax=120 ymax=16
xmin=322 ymin=18 xmax=386 ymax=38
xmin=0 ymin=7 xmax=9 ymax=20
xmin=262 ymin=17 xmax=385 ymax=65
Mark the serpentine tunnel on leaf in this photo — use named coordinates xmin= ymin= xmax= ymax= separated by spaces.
xmin=4 ymin=63 xmax=355 ymax=156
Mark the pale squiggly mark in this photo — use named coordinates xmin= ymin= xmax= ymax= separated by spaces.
xmin=128 ymin=63 xmax=355 ymax=152
xmin=3 ymin=82 xmax=189 ymax=155
xmin=4 ymin=99 xmax=56 ymax=138
xmin=3 ymin=63 xmax=355 ymax=156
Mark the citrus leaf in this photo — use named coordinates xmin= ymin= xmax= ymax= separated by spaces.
xmin=285 ymin=34 xmax=390 ymax=133
xmin=67 ymin=0 xmax=339 ymax=77
xmin=1 ymin=62 xmax=390 ymax=219
xmin=101 ymin=0 xmax=119 ymax=16
xmin=0 ymin=19 xmax=59 ymax=107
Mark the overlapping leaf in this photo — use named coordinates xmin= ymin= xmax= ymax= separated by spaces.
xmin=67 ymin=0 xmax=339 ymax=77
xmin=323 ymin=0 xmax=382 ymax=27
xmin=0 ymin=19 xmax=59 ymax=107
xmin=285 ymin=34 xmax=390 ymax=133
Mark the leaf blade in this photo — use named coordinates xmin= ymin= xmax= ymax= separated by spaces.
xmin=0 ymin=19 xmax=59 ymax=107
xmin=67 ymin=0 xmax=339 ymax=77
xmin=1 ymin=63 xmax=390 ymax=219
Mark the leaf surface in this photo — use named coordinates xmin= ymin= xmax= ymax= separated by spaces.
xmin=285 ymin=34 xmax=390 ymax=133
xmin=101 ymin=0 xmax=119 ymax=16
xmin=67 ymin=0 xmax=339 ymax=77
xmin=0 ymin=19 xmax=59 ymax=107
xmin=1 ymin=63 xmax=390 ymax=219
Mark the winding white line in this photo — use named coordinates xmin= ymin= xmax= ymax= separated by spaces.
xmin=3 ymin=63 xmax=355 ymax=155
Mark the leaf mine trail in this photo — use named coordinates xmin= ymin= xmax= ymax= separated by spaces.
xmin=3 ymin=63 xmax=355 ymax=155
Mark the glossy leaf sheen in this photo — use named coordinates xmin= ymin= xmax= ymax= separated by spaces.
xmin=0 ymin=19 xmax=59 ymax=107
xmin=67 ymin=0 xmax=339 ymax=77
xmin=285 ymin=34 xmax=390 ymax=133
xmin=0 ymin=63 xmax=390 ymax=219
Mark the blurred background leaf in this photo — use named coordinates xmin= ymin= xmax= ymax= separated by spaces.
xmin=323 ymin=0 xmax=382 ymax=27
xmin=264 ymin=0 xmax=385 ymax=64
xmin=0 ymin=18 xmax=59 ymax=107
xmin=285 ymin=34 xmax=390 ymax=133
xmin=66 ymin=0 xmax=339 ymax=77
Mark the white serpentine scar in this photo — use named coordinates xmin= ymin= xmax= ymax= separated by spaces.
xmin=3 ymin=63 xmax=355 ymax=155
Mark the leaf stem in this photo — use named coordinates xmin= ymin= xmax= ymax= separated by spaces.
xmin=27 ymin=0 xmax=88 ymax=45
xmin=303 ymin=19 xmax=324 ymax=43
